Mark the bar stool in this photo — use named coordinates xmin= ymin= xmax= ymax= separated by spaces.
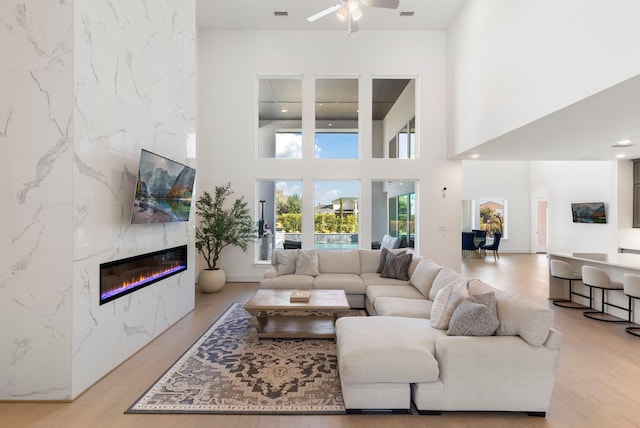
xmin=550 ymin=260 xmax=588 ymax=309
xmin=622 ymin=274 xmax=640 ymax=337
xmin=581 ymin=266 xmax=628 ymax=322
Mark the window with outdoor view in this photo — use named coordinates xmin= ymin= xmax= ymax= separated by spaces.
xmin=315 ymin=78 xmax=359 ymax=159
xmin=258 ymin=77 xmax=302 ymax=158
xmin=388 ymin=186 xmax=415 ymax=248
xmin=256 ymin=180 xmax=303 ymax=261
xmin=479 ymin=198 xmax=506 ymax=238
xmin=371 ymin=180 xmax=417 ymax=249
xmin=314 ymin=180 xmax=359 ymax=249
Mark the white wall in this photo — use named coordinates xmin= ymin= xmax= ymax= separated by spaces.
xmin=0 ymin=0 xmax=196 ymax=400
xmin=530 ymin=161 xmax=619 ymax=254
xmin=462 ymin=161 xmax=531 ymax=253
xmin=464 ymin=160 xmax=628 ymax=255
xmin=448 ymin=0 xmax=640 ymax=155
xmin=198 ymin=30 xmax=462 ymax=277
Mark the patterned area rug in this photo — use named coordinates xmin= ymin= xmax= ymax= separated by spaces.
xmin=126 ymin=303 xmax=364 ymax=414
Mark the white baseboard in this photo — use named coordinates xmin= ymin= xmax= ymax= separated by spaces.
xmin=225 ymin=274 xmax=263 ymax=283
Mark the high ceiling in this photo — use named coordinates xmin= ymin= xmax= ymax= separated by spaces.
xmin=196 ymin=0 xmax=640 ymax=161
xmin=196 ymin=0 xmax=467 ymax=31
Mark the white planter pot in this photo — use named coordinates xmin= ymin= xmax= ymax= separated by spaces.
xmin=198 ymin=268 xmax=226 ymax=293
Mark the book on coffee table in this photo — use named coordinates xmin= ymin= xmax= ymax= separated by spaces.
xmin=290 ymin=290 xmax=311 ymax=302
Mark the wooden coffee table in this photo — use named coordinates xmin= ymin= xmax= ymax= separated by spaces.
xmin=244 ymin=289 xmax=350 ymax=339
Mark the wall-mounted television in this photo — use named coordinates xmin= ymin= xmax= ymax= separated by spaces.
xmin=131 ymin=149 xmax=196 ymax=224
xmin=571 ymin=202 xmax=606 ymax=224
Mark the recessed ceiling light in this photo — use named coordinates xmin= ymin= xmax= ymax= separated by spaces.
xmin=616 ymin=153 xmax=627 ymax=158
xmin=274 ymin=11 xmax=288 ymax=17
xmin=400 ymin=11 xmax=415 ymax=16
xmin=612 ymin=139 xmax=633 ymax=147
xmin=470 ymin=153 xmax=480 ymax=159
xmin=280 ymin=108 xmax=288 ymax=113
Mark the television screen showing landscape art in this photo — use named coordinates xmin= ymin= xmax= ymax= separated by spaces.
xmin=571 ymin=202 xmax=606 ymax=224
xmin=131 ymin=149 xmax=196 ymax=224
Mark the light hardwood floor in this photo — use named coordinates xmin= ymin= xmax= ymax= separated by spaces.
xmin=2 ymin=254 xmax=640 ymax=428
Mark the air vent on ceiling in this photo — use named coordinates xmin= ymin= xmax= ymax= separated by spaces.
xmin=274 ymin=11 xmax=288 ymax=17
xmin=400 ymin=11 xmax=415 ymax=16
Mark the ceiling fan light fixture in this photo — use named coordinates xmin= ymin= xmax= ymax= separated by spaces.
xmin=351 ymin=8 xmax=363 ymax=22
xmin=348 ymin=0 xmax=360 ymax=13
xmin=337 ymin=5 xmax=348 ymax=21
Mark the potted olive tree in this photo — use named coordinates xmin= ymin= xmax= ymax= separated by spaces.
xmin=195 ymin=182 xmax=258 ymax=292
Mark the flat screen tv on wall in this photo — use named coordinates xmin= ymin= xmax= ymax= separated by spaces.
xmin=571 ymin=202 xmax=606 ymax=224
xmin=131 ymin=149 xmax=196 ymax=224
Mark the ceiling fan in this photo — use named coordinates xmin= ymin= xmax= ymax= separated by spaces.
xmin=307 ymin=0 xmax=400 ymax=34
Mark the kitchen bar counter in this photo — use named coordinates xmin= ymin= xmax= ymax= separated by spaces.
xmin=548 ymin=252 xmax=639 ymax=321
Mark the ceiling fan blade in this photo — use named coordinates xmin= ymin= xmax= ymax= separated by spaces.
xmin=307 ymin=4 xmax=341 ymax=22
xmin=364 ymin=0 xmax=400 ymax=9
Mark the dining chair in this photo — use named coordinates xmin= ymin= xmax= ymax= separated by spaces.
xmin=461 ymin=232 xmax=478 ymax=257
xmin=472 ymin=229 xmax=487 ymax=246
xmin=480 ymin=231 xmax=502 ymax=259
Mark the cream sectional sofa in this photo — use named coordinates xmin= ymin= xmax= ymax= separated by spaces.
xmin=259 ymin=249 xmax=561 ymax=416
xmin=260 ymin=248 xmax=421 ymax=308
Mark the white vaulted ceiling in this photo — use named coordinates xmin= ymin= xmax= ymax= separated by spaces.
xmin=196 ymin=0 xmax=640 ymax=161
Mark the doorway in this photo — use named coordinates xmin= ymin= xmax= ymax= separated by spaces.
xmin=533 ymin=195 xmax=548 ymax=253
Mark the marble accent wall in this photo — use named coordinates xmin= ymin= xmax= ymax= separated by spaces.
xmin=0 ymin=0 xmax=74 ymax=401
xmin=0 ymin=0 xmax=196 ymax=400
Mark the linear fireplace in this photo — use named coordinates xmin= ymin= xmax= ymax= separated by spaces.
xmin=99 ymin=245 xmax=187 ymax=305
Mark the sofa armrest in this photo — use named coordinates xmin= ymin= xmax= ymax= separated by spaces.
xmin=434 ymin=335 xmax=560 ymax=386
xmin=263 ymin=267 xmax=277 ymax=279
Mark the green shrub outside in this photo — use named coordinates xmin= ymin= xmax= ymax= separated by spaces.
xmin=276 ymin=213 xmax=359 ymax=233
xmin=278 ymin=213 xmax=302 ymax=233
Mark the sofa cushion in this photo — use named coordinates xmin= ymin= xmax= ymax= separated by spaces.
xmin=336 ymin=316 xmax=441 ymax=384
xmin=366 ymin=284 xmax=425 ymax=306
xmin=317 ymin=250 xmax=361 ymax=274
xmin=403 ymin=249 xmax=423 ymax=277
xmin=374 ymin=297 xmax=433 ymax=318
xmin=295 ymin=250 xmax=319 ymax=276
xmin=430 ymin=280 xmax=469 ymax=329
xmin=468 ymin=279 xmax=554 ymax=347
xmin=380 ymin=234 xmax=401 ymax=250
xmin=429 ymin=267 xmax=467 ymax=301
xmin=360 ymin=272 xmax=410 ymax=286
xmin=274 ymin=250 xmax=297 ymax=276
xmin=380 ymin=252 xmax=413 ymax=280
xmin=359 ymin=249 xmax=383 ymax=273
xmin=447 ymin=299 xmax=499 ymax=336
xmin=259 ymin=274 xmax=314 ymax=289
xmin=410 ymin=259 xmax=443 ymax=298
xmin=313 ymin=273 xmax=366 ymax=294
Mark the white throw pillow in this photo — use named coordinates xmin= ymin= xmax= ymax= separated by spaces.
xmin=295 ymin=250 xmax=320 ymax=276
xmin=275 ymin=250 xmax=297 ymax=276
xmin=430 ymin=280 xmax=469 ymax=330
xmin=410 ymin=259 xmax=443 ymax=298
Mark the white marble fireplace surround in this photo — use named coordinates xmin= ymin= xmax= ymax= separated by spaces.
xmin=0 ymin=1 xmax=197 ymax=400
